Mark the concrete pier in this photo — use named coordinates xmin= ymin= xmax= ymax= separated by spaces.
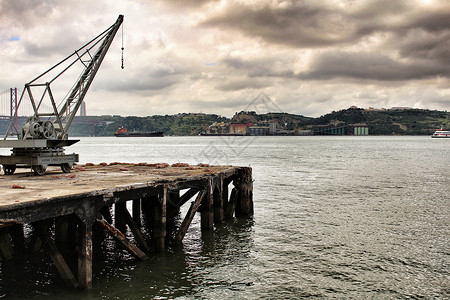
xmin=0 ymin=163 xmax=253 ymax=290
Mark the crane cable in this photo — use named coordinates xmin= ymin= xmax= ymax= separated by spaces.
xmin=121 ymin=22 xmax=124 ymax=69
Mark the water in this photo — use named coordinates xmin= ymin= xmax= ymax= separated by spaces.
xmin=1 ymin=136 xmax=449 ymax=298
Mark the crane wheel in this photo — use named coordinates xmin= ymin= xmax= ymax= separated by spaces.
xmin=61 ymin=163 xmax=72 ymax=173
xmin=3 ymin=165 xmax=16 ymax=175
xmin=32 ymin=165 xmax=47 ymax=176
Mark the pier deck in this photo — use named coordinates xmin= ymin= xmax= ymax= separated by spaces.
xmin=0 ymin=163 xmax=253 ymax=289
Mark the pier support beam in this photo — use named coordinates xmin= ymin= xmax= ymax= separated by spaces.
xmin=0 ymin=165 xmax=253 ymax=291
xmin=96 ymin=218 xmax=148 ymax=260
xmin=201 ymin=178 xmax=214 ymax=230
xmin=213 ymin=177 xmax=224 ymax=224
xmin=33 ymin=221 xmax=79 ymax=289
xmin=78 ymin=219 xmax=93 ymax=290
xmin=74 ymin=196 xmax=104 ymax=290
xmin=153 ymin=187 xmax=167 ymax=252
xmin=176 ymin=190 xmax=206 ymax=242
xmin=235 ymin=168 xmax=254 ymax=217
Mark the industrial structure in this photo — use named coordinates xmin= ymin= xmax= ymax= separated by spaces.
xmin=0 ymin=15 xmax=124 ymax=175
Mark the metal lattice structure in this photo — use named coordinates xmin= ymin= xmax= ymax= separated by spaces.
xmin=0 ymin=15 xmax=124 ymax=175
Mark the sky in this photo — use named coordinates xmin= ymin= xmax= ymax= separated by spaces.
xmin=0 ymin=0 xmax=449 ymax=118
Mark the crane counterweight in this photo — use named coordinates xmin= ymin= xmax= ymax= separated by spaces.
xmin=0 ymin=15 xmax=124 ymax=175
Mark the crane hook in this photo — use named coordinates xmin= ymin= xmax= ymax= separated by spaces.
xmin=121 ymin=22 xmax=124 ymax=69
xmin=121 ymin=47 xmax=124 ymax=69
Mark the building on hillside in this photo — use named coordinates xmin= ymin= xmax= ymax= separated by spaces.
xmin=268 ymin=121 xmax=278 ymax=134
xmin=229 ymin=123 xmax=248 ymax=135
xmin=248 ymin=126 xmax=269 ymax=136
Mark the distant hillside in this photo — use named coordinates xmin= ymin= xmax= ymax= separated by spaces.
xmin=1 ymin=107 xmax=447 ymax=137
xmin=231 ymin=112 xmax=313 ymax=129
xmin=311 ymin=108 xmax=448 ymax=135
xmin=67 ymin=113 xmax=227 ymax=137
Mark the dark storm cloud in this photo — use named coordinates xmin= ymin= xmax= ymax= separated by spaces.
xmin=394 ymin=30 xmax=450 ymax=64
xmin=200 ymin=1 xmax=450 ymax=49
xmin=201 ymin=3 xmax=357 ymax=47
xmin=406 ymin=9 xmax=450 ymax=33
xmin=198 ymin=1 xmax=450 ymax=83
xmin=299 ymin=51 xmax=449 ymax=81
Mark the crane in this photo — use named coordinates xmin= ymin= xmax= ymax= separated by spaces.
xmin=0 ymin=15 xmax=124 ymax=175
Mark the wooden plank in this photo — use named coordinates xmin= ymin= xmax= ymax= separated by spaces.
xmin=96 ymin=218 xmax=147 ymax=260
xmin=176 ymin=190 xmax=206 ymax=242
xmin=33 ymin=222 xmax=79 ymax=289
xmin=116 ymin=205 xmax=150 ymax=251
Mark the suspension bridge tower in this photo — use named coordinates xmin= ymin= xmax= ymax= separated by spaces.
xmin=10 ymin=88 xmax=18 ymax=130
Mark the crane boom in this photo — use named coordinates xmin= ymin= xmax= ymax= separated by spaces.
xmin=3 ymin=15 xmax=123 ymax=140
xmin=0 ymin=15 xmax=124 ymax=175
xmin=58 ymin=14 xmax=123 ymax=138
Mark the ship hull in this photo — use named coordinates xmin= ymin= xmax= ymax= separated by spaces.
xmin=115 ymin=131 xmax=164 ymax=137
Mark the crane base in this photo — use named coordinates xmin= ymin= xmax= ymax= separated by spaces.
xmin=0 ymin=147 xmax=79 ymax=175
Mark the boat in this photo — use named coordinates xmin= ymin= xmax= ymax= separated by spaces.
xmin=114 ymin=127 xmax=163 ymax=137
xmin=431 ymin=128 xmax=450 ymax=138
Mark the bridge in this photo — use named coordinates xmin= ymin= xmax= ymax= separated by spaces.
xmin=1 ymin=88 xmax=98 ymax=136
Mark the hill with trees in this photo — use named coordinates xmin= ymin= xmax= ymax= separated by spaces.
xmin=1 ymin=107 xmax=447 ymax=137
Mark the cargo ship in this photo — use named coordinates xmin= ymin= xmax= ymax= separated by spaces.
xmin=115 ymin=127 xmax=163 ymax=137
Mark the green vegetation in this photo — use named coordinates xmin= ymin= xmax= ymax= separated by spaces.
xmin=67 ymin=113 xmax=227 ymax=136
xmin=1 ymin=108 xmax=447 ymax=137
xmin=312 ymin=108 xmax=448 ymax=135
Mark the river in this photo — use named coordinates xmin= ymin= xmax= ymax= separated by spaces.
xmin=1 ymin=136 xmax=449 ymax=298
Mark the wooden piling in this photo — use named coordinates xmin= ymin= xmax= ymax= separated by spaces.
xmin=235 ymin=168 xmax=254 ymax=217
xmin=213 ymin=177 xmax=224 ymax=224
xmin=77 ymin=220 xmax=93 ymax=290
xmin=200 ymin=179 xmax=214 ymax=230
xmin=153 ymin=187 xmax=167 ymax=252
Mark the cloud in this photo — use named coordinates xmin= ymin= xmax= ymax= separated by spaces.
xmin=221 ymin=57 xmax=295 ymax=78
xmin=216 ymin=78 xmax=272 ymax=91
xmin=199 ymin=0 xmax=450 ymax=50
xmin=1 ymin=0 xmax=449 ymax=119
xmin=299 ymin=51 xmax=450 ymax=81
xmin=200 ymin=2 xmax=359 ymax=47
